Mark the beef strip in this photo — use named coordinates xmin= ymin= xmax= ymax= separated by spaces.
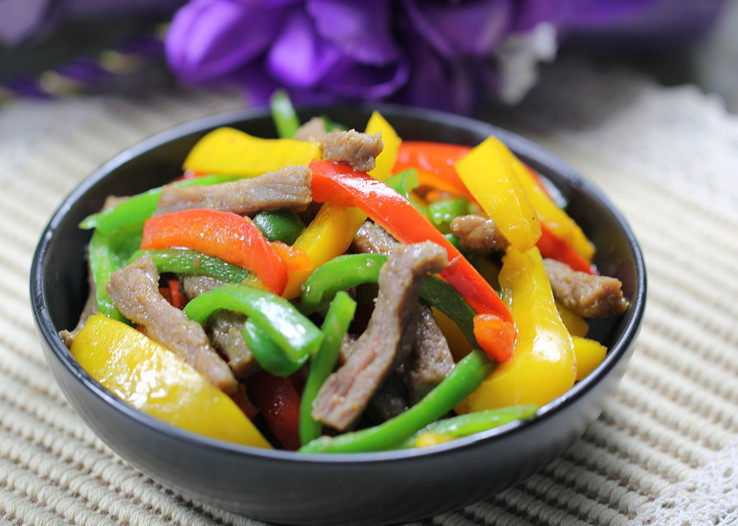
xmin=352 ymin=221 xmax=397 ymax=256
xmin=180 ymin=275 xmax=258 ymax=379
xmin=106 ymin=255 xmax=237 ymax=393
xmin=294 ymin=117 xmax=328 ymax=141
xmin=353 ymin=221 xmax=456 ymax=407
xmin=312 ymin=242 xmax=448 ymax=431
xmin=319 ymin=130 xmax=383 ymax=172
xmin=154 ymin=166 xmax=312 ymax=216
xmin=450 ymin=214 xmax=509 ymax=254
xmin=543 ymin=258 xmax=629 ymax=318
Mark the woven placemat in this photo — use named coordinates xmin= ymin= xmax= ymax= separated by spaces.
xmin=0 ymin=62 xmax=736 ymax=525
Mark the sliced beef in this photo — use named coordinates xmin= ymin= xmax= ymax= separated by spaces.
xmin=352 ymin=221 xmax=397 ymax=256
xmin=106 ymin=256 xmax=237 ymax=393
xmin=154 ymin=166 xmax=312 ymax=216
xmin=294 ymin=117 xmax=328 ymax=141
xmin=450 ymin=214 xmax=509 ymax=254
xmin=320 ymin=130 xmax=383 ymax=172
xmin=543 ymin=258 xmax=628 ymax=318
xmin=180 ymin=275 xmax=258 ymax=379
xmin=406 ymin=306 xmax=455 ymax=401
xmin=312 ymin=242 xmax=448 ymax=431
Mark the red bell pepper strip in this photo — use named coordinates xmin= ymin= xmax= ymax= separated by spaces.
xmin=309 ymin=159 xmax=515 ymax=361
xmin=473 ymin=314 xmax=517 ymax=364
xmin=141 ymin=209 xmax=288 ymax=295
xmin=393 ymin=141 xmax=472 ymax=197
xmin=249 ymin=371 xmax=301 ymax=450
xmin=537 ymin=223 xmax=595 ymax=275
xmin=167 ymin=279 xmax=187 ymax=309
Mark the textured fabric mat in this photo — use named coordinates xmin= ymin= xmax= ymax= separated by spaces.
xmin=0 ymin=61 xmax=736 ymax=525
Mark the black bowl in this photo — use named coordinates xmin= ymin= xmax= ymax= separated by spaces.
xmin=30 ymin=105 xmax=646 ymax=525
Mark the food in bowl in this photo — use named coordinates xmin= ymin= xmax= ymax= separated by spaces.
xmin=60 ymin=93 xmax=628 ymax=454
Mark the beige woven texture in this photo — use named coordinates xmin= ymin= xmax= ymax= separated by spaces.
xmin=0 ymin=61 xmax=736 ymax=525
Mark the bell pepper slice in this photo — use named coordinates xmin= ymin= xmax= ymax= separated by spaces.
xmin=128 ymin=249 xmax=250 ymax=283
xmin=511 ymin=159 xmax=595 ymax=262
xmin=300 ymin=350 xmax=494 ymax=453
xmin=572 ymin=336 xmax=607 ymax=380
xmin=242 ymin=319 xmax=306 ymax=377
xmin=167 ymin=279 xmax=186 ymax=309
xmin=141 ymin=209 xmax=287 ymax=295
xmin=184 ymin=283 xmax=323 ymax=364
xmin=396 ymin=405 xmax=538 ymax=449
xmin=556 ymin=302 xmax=589 ymax=338
xmin=537 ymin=223 xmax=595 ymax=275
xmin=455 ymin=136 xmax=541 ymax=252
xmin=309 ymin=159 xmax=514 ymax=361
xmin=458 ymin=247 xmax=576 ymax=412
xmin=72 ymin=314 xmax=271 ymax=447
xmin=284 ymin=112 xmax=401 ymax=298
xmin=270 ymin=90 xmax=300 ymax=139
xmin=249 ymin=371 xmax=302 ymax=450
xmin=299 ymin=291 xmax=357 ymax=445
xmin=252 ymin=210 xmax=305 ymax=244
xmin=183 ymin=127 xmax=321 ymax=177
xmin=299 ymin=253 xmax=477 ymax=348
xmin=393 ymin=141 xmax=472 ymax=197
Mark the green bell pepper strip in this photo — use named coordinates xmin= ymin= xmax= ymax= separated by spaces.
xmin=242 ymin=319 xmax=306 ymax=376
xmin=252 ymin=211 xmax=305 ymax=244
xmin=396 ymin=406 xmax=538 ymax=449
xmin=127 ymin=249 xmax=250 ymax=283
xmin=299 ymin=292 xmax=356 ymax=445
xmin=429 ymin=198 xmax=468 ymax=228
xmin=88 ymin=228 xmax=141 ymax=323
xmin=385 ymin=169 xmax=430 ymax=220
xmin=299 ymin=350 xmax=494 ymax=453
xmin=184 ymin=283 xmax=323 ymax=362
xmin=79 ymin=174 xmax=241 ymax=235
xmin=270 ymin=90 xmax=300 ymax=139
xmin=300 ymin=254 xmax=477 ymax=346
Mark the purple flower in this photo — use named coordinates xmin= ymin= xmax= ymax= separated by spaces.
xmin=162 ymin=0 xmax=723 ymax=112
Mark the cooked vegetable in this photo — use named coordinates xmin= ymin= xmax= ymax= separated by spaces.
xmin=253 ymin=210 xmax=305 ymax=244
xmin=428 ymin=198 xmax=468 ymax=230
xmin=88 ymin=229 xmax=139 ymax=322
xmin=242 ymin=319 xmax=305 ymax=377
xmin=455 ymin=136 xmax=541 ymax=252
xmin=458 ymin=247 xmax=576 ymax=412
xmin=538 ymin=223 xmax=595 ymax=275
xmin=249 ymin=371 xmax=302 ymax=450
xmin=386 ymin=169 xmax=430 ymax=219
xmin=128 ymin=249 xmax=250 ymax=283
xmin=393 ymin=141 xmax=472 ymax=197
xmin=183 ymin=127 xmax=320 ymax=177
xmin=72 ymin=314 xmax=270 ymax=447
xmin=299 ymin=253 xmax=476 ymax=346
xmin=397 ymin=405 xmax=537 ymax=448
xmin=300 ymin=350 xmax=494 ymax=453
xmin=184 ymin=283 xmax=323 ymax=364
xmin=270 ymin=90 xmax=300 ymax=139
xmin=141 ymin=209 xmax=287 ymax=295
xmin=80 ymin=174 xmax=241 ymax=234
xmin=300 ymin=291 xmax=356 ymax=445
xmin=572 ymin=336 xmax=607 ymax=380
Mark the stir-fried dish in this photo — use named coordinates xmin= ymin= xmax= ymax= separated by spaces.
xmin=61 ymin=92 xmax=628 ymax=453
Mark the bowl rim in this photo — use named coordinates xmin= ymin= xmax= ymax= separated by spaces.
xmin=30 ymin=102 xmax=646 ymax=464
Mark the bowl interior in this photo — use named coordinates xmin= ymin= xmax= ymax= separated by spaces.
xmin=35 ymin=104 xmax=644 ymax=456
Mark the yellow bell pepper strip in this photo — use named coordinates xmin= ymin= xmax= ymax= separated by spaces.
xmin=458 ymin=247 xmax=576 ymax=411
xmin=183 ymin=127 xmax=320 ymax=177
xmin=366 ymin=111 xmax=401 ymax=182
xmin=510 ymin=156 xmax=595 ymax=262
xmin=71 ymin=314 xmax=271 ymax=448
xmin=572 ymin=336 xmax=607 ymax=381
xmin=309 ymin=159 xmax=516 ymax=362
xmin=556 ymin=303 xmax=589 ymax=338
xmin=141 ymin=209 xmax=288 ymax=295
xmin=283 ymin=112 xmax=401 ymax=298
xmin=455 ymin=136 xmax=541 ymax=252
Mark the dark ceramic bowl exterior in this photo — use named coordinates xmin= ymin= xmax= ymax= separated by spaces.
xmin=30 ymin=105 xmax=645 ymax=525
